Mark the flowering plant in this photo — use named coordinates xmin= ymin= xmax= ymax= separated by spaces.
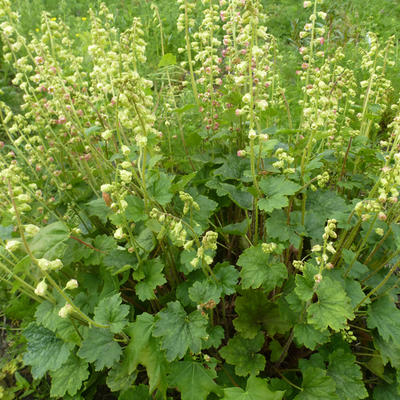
xmin=1 ymin=0 xmax=400 ymax=398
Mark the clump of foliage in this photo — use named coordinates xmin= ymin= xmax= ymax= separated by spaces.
xmin=1 ymin=0 xmax=400 ymax=398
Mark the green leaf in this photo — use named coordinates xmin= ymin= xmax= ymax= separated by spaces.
xmin=78 ymin=328 xmax=122 ymax=370
xmin=93 ymin=293 xmax=130 ymax=333
xmin=258 ymin=176 xmax=301 ymax=213
xmin=125 ymin=313 xmax=168 ymax=395
xmin=234 ymin=290 xmax=290 ymax=339
xmin=188 ymin=279 xmax=222 ymax=305
xmin=327 ymin=349 xmax=368 ymax=400
xmin=293 ymin=323 xmax=330 ymax=350
xmin=219 ymin=332 xmax=266 ymax=377
xmin=29 ymin=221 xmax=69 ymax=260
xmin=367 ymin=295 xmax=400 ymax=347
xmin=295 ymin=263 xmax=318 ymax=302
xmin=222 ymin=375 xmax=285 ymax=400
xmin=35 ymin=300 xmax=81 ymax=345
xmin=374 ymin=333 xmax=400 ymax=369
xmin=295 ymin=367 xmax=339 ymax=400
xmin=134 ymin=258 xmax=166 ymax=301
xmin=106 ymin=361 xmax=137 ymax=392
xmin=119 ymin=385 xmax=152 ymax=400
xmin=23 ymin=323 xmax=73 ymax=379
xmin=147 ymin=172 xmax=173 ymax=205
xmin=86 ymin=198 xmax=110 ymax=224
xmin=266 ymin=210 xmax=302 ymax=248
xmin=189 ymin=192 xmax=218 ymax=232
xmin=237 ymin=245 xmax=287 ymax=291
xmin=50 ymin=354 xmax=89 ymax=398
xmin=153 ymin=301 xmax=208 ymax=361
xmin=168 ymin=361 xmax=222 ymax=400
xmin=214 ymin=262 xmax=240 ymax=295
xmin=125 ymin=195 xmax=146 ymax=222
xmin=220 ymin=220 xmax=250 ymax=236
xmin=373 ymin=383 xmax=400 ymax=400
xmin=103 ymin=249 xmax=137 ymax=274
xmin=158 ymin=53 xmax=176 ymax=67
xmin=307 ymin=277 xmax=354 ymax=331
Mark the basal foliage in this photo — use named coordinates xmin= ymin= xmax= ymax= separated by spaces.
xmin=0 ymin=0 xmax=400 ymax=398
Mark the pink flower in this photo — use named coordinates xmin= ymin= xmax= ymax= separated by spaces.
xmin=237 ymin=150 xmax=246 ymax=157
xmin=319 ymin=37 xmax=325 ymax=45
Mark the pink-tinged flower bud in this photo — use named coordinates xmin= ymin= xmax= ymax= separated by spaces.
xmin=389 ymin=196 xmax=398 ymax=203
xmin=296 ymin=70 xmax=302 ymax=75
xmin=314 ymin=273 xmax=322 ymax=283
xmin=35 ymin=56 xmax=44 ymax=65
xmin=299 ymin=46 xmax=306 ymax=54
xmin=237 ymin=150 xmax=246 ymax=157
xmin=326 ymin=263 xmax=334 ymax=270
xmin=220 ymin=11 xmax=226 ymax=21
xmin=0 ymin=141 xmax=4 ymax=148
xmin=302 ymin=63 xmax=309 ymax=70
xmin=378 ymin=212 xmax=387 ymax=221
xmin=235 ymin=109 xmax=242 ymax=116
xmin=304 ymin=1 xmax=312 ymax=7
xmin=319 ymin=37 xmax=325 ymax=45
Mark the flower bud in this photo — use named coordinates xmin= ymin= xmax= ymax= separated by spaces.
xmin=34 ymin=280 xmax=48 ymax=297
xmin=65 ymin=279 xmax=78 ymax=290
xmin=58 ymin=303 xmax=73 ymax=318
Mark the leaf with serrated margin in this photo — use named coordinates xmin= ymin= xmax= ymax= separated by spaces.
xmin=219 ymin=332 xmax=266 ymax=377
xmin=307 ymin=277 xmax=354 ymax=331
xmin=77 ymin=328 xmax=122 ymax=371
xmin=327 ymin=349 xmax=368 ymax=400
xmin=222 ymin=375 xmax=285 ymax=400
xmin=168 ymin=361 xmax=222 ymax=400
xmin=295 ymin=367 xmax=339 ymax=400
xmin=367 ymin=295 xmax=400 ymax=347
xmin=134 ymin=258 xmax=167 ymax=301
xmin=237 ymin=245 xmax=287 ymax=291
xmin=23 ymin=323 xmax=73 ymax=379
xmin=50 ymin=354 xmax=89 ymax=398
xmin=293 ymin=323 xmax=330 ymax=350
xmin=153 ymin=301 xmax=208 ymax=362
xmin=93 ymin=293 xmax=129 ymax=333
xmin=234 ymin=290 xmax=290 ymax=339
xmin=125 ymin=313 xmax=168 ymax=395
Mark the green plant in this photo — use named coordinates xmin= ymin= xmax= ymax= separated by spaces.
xmin=0 ymin=0 xmax=400 ymax=399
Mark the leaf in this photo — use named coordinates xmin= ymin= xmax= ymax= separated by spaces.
xmin=189 ymin=192 xmax=218 ymax=232
xmin=188 ymin=279 xmax=222 ymax=305
xmin=214 ymin=155 xmax=251 ymax=181
xmin=158 ymin=53 xmax=177 ymax=67
xmin=134 ymin=258 xmax=166 ymax=301
xmin=222 ymin=375 xmax=285 ymax=400
xmin=327 ymin=349 xmax=368 ymax=400
xmin=373 ymin=383 xmax=400 ymax=400
xmin=125 ymin=195 xmax=146 ymax=222
xmin=125 ymin=313 xmax=168 ymax=395
xmin=147 ymin=172 xmax=173 ymax=205
xmin=266 ymin=210 xmax=302 ymax=248
xmin=103 ymin=249 xmax=137 ymax=274
xmin=374 ymin=333 xmax=400 ymax=369
xmin=35 ymin=300 xmax=81 ymax=345
xmin=214 ymin=262 xmax=240 ymax=295
xmin=293 ymin=323 xmax=330 ymax=351
xmin=295 ymin=367 xmax=339 ymax=400
xmin=307 ymin=277 xmax=354 ymax=331
xmin=234 ymin=290 xmax=290 ymax=339
xmin=219 ymin=332 xmax=266 ymax=377
xmin=258 ymin=176 xmax=301 ymax=213
xmin=168 ymin=361 xmax=222 ymax=400
xmin=153 ymin=301 xmax=208 ymax=361
xmin=119 ymin=385 xmax=152 ymax=400
xmin=23 ymin=323 xmax=73 ymax=379
xmin=28 ymin=221 xmax=69 ymax=260
xmin=220 ymin=220 xmax=250 ymax=236
xmin=78 ymin=328 xmax=122 ymax=371
xmin=367 ymin=295 xmax=400 ymax=347
xmin=294 ymin=263 xmax=318 ymax=302
xmin=237 ymin=245 xmax=287 ymax=291
xmin=86 ymin=198 xmax=110 ymax=224
xmin=50 ymin=354 xmax=89 ymax=398
xmin=106 ymin=361 xmax=137 ymax=392
xmin=93 ymin=293 xmax=130 ymax=333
